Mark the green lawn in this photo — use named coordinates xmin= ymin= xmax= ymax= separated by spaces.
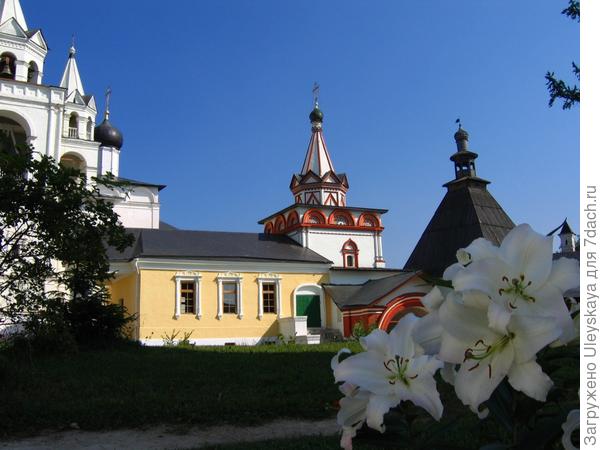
xmin=0 ymin=341 xmax=577 ymax=449
xmin=0 ymin=342 xmax=360 ymax=437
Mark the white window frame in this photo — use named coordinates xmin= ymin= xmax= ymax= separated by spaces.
xmin=174 ymin=272 xmax=202 ymax=320
xmin=217 ymin=272 xmax=243 ymax=320
xmin=256 ymin=273 xmax=282 ymax=320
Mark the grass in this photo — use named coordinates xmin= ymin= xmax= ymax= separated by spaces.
xmin=0 ymin=340 xmax=578 ymax=449
xmin=0 ymin=341 xmax=360 ymax=437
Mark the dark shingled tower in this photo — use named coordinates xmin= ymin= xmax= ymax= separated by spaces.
xmin=404 ymin=125 xmax=515 ymax=276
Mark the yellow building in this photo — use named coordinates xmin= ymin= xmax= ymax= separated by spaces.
xmin=108 ymin=229 xmax=340 ymax=345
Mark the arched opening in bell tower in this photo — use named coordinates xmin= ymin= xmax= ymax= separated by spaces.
xmin=27 ymin=61 xmax=40 ymax=84
xmin=68 ymin=113 xmax=79 ymax=139
xmin=0 ymin=53 xmax=17 ymax=80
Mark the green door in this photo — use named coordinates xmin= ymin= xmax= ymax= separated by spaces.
xmin=296 ymin=295 xmax=321 ymax=328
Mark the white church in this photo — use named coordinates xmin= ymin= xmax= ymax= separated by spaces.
xmin=0 ymin=0 xmax=162 ymax=230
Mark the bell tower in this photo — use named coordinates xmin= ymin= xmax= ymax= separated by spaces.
xmin=259 ymin=87 xmax=387 ymax=269
xmin=0 ymin=0 xmax=47 ymax=84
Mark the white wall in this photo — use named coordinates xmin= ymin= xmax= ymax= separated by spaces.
xmin=305 ymin=229 xmax=378 ymax=268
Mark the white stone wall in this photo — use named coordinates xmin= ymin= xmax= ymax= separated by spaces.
xmin=302 ymin=229 xmax=378 ymax=268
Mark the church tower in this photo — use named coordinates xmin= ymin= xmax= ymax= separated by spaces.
xmin=404 ymin=125 xmax=515 ymax=276
xmin=0 ymin=0 xmax=163 ymax=229
xmin=259 ymin=89 xmax=387 ymax=269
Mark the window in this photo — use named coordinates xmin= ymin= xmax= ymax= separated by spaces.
xmin=217 ymin=273 xmax=243 ymax=320
xmin=174 ymin=273 xmax=202 ymax=319
xmin=257 ymin=275 xmax=281 ymax=319
xmin=342 ymin=240 xmax=359 ymax=268
xmin=223 ymin=282 xmax=238 ymax=314
xmin=335 ymin=215 xmax=349 ymax=226
xmin=180 ymin=281 xmax=195 ymax=314
xmin=68 ymin=113 xmax=79 ymax=139
xmin=262 ymin=283 xmax=276 ymax=314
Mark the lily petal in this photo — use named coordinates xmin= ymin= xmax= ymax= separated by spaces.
xmin=404 ymin=370 xmax=444 ymax=421
xmin=360 ymin=329 xmax=391 ymax=355
xmin=421 ymin=287 xmax=445 ymax=311
xmin=508 ymin=359 xmax=553 ymax=402
xmin=389 ymin=314 xmax=418 ymax=358
xmin=334 ymin=351 xmax=392 ymax=394
xmin=547 ymin=257 xmax=580 ymax=293
xmin=454 ymin=345 xmax=515 ymax=414
xmin=510 ymin=314 xmax=561 ymax=363
xmin=498 ymin=224 xmax=553 ymax=290
xmin=412 ymin=311 xmax=442 ymax=356
xmin=365 ymin=394 xmax=400 ymax=433
xmin=331 ymin=348 xmax=352 ymax=372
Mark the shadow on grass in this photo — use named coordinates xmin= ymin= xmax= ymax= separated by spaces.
xmin=0 ymin=342 xmax=360 ymax=437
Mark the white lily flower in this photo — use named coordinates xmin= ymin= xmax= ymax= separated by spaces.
xmin=451 ymin=224 xmax=579 ymax=343
xmin=333 ymin=314 xmax=443 ymax=434
xmin=412 ymin=286 xmax=445 ymax=355
xmin=438 ymin=292 xmax=560 ymax=415
xmin=443 ymin=237 xmax=501 ymax=281
xmin=561 ymin=409 xmax=579 ymax=450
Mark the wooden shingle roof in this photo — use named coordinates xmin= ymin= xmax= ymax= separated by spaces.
xmin=404 ymin=179 xmax=515 ymax=277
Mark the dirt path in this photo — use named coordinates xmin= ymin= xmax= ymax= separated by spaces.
xmin=0 ymin=419 xmax=338 ymax=450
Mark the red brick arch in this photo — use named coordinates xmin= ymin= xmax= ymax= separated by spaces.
xmin=328 ymin=209 xmax=355 ymax=226
xmin=378 ymin=294 xmax=427 ymax=332
xmin=302 ymin=209 xmax=327 ymax=225
xmin=286 ymin=210 xmax=300 ymax=228
xmin=358 ymin=213 xmax=381 ymax=228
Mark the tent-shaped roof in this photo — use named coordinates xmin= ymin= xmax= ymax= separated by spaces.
xmin=404 ymin=127 xmax=515 ymax=276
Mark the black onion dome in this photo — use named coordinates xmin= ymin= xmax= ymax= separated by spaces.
xmin=454 ymin=126 xmax=469 ymax=142
xmin=95 ymin=119 xmax=124 ymax=149
xmin=309 ymin=106 xmax=324 ymax=123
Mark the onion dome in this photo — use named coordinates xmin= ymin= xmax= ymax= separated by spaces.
xmin=95 ymin=119 xmax=123 ymax=149
xmin=454 ymin=126 xmax=469 ymax=142
xmin=309 ymin=106 xmax=324 ymax=123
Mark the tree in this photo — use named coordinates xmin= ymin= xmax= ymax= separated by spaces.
xmin=0 ymin=134 xmax=134 ymax=347
xmin=545 ymin=0 xmax=580 ymax=110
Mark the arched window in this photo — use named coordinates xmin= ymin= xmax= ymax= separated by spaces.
xmin=274 ymin=215 xmax=286 ymax=233
xmin=303 ymin=209 xmax=326 ymax=225
xmin=328 ymin=209 xmax=354 ymax=226
xmin=286 ymin=211 xmax=300 ymax=228
xmin=27 ymin=61 xmax=40 ymax=84
xmin=0 ymin=116 xmax=28 ymax=149
xmin=86 ymin=118 xmax=93 ymax=140
xmin=0 ymin=53 xmax=17 ymax=80
xmin=60 ymin=153 xmax=86 ymax=174
xmin=342 ymin=240 xmax=359 ymax=268
xmin=264 ymin=222 xmax=273 ymax=235
xmin=68 ymin=113 xmax=79 ymax=139
xmin=358 ymin=213 xmax=380 ymax=228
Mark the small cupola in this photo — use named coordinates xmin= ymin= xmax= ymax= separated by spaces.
xmin=450 ymin=123 xmax=479 ymax=180
xmin=558 ymin=219 xmax=577 ymax=253
xmin=94 ymin=88 xmax=124 ymax=149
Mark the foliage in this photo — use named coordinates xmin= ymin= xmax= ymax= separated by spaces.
xmin=351 ymin=321 xmax=377 ymax=339
xmin=162 ymin=329 xmax=195 ymax=348
xmin=0 ymin=135 xmax=134 ymax=349
xmin=545 ymin=1 xmax=579 ymax=109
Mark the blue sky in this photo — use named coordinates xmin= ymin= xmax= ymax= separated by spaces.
xmin=29 ymin=0 xmax=579 ymax=268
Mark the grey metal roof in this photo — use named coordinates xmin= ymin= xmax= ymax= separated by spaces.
xmin=108 ymin=229 xmax=332 ymax=264
xmin=324 ymin=271 xmax=420 ymax=307
xmin=116 ymin=177 xmax=167 ymax=191
xmin=404 ymin=180 xmax=515 ymax=277
xmin=159 ymin=221 xmax=178 ymax=230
